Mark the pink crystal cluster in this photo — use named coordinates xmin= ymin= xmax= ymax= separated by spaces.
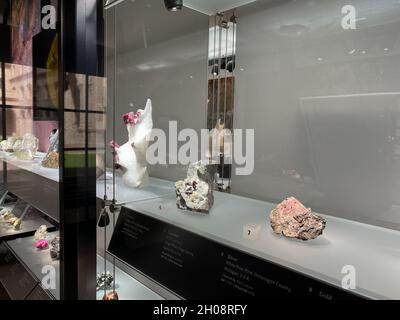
xmin=123 ymin=111 xmax=141 ymax=125
xmin=270 ymin=197 xmax=326 ymax=241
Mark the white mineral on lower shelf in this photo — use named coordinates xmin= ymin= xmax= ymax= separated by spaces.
xmin=269 ymin=197 xmax=326 ymax=241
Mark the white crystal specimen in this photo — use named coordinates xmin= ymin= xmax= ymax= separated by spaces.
xmin=111 ymin=99 xmax=153 ymax=188
xmin=14 ymin=133 xmax=39 ymax=160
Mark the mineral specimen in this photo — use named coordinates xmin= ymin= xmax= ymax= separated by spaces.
xmin=1 ymin=137 xmax=21 ymax=152
xmin=3 ymin=212 xmax=15 ymax=221
xmin=12 ymin=139 xmax=22 ymax=152
xmin=8 ymin=217 xmax=18 ymax=225
xmin=34 ymin=225 xmax=48 ymax=240
xmin=14 ymin=133 xmax=39 ymax=160
xmin=42 ymin=151 xmax=59 ymax=169
xmin=42 ymin=129 xmax=59 ymax=169
xmin=0 ymin=211 xmax=11 ymax=219
xmin=50 ymin=236 xmax=60 ymax=260
xmin=175 ymin=161 xmax=214 ymax=213
xmin=96 ymin=272 xmax=114 ymax=291
xmin=36 ymin=239 xmax=49 ymax=249
xmin=269 ymin=197 xmax=326 ymax=241
xmin=110 ymin=99 xmax=153 ymax=188
xmin=13 ymin=219 xmax=21 ymax=230
xmin=102 ymin=291 xmax=119 ymax=300
xmin=48 ymin=129 xmax=59 ymax=153
xmin=0 ymin=140 xmax=6 ymax=151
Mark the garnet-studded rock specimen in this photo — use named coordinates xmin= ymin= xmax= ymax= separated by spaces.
xmin=175 ymin=161 xmax=214 ymax=214
xmin=269 ymin=197 xmax=326 ymax=241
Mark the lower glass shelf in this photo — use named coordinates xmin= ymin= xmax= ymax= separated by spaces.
xmin=0 ymin=205 xmax=55 ymax=242
xmin=3 ymin=231 xmax=162 ymax=300
xmin=6 ymin=231 xmax=60 ymax=300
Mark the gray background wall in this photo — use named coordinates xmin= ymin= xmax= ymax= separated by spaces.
xmin=105 ymin=0 xmax=209 ymax=181
xmin=232 ymin=0 xmax=400 ymax=230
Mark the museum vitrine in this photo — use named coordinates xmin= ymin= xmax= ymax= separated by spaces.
xmin=98 ymin=0 xmax=400 ymax=300
xmin=0 ymin=0 xmax=103 ymax=300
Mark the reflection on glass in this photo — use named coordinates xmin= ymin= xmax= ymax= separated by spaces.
xmin=88 ymin=76 xmax=106 ymax=112
xmin=65 ymin=73 xmax=86 ymax=110
xmin=65 ymin=111 xmax=85 ymax=149
xmin=35 ymin=68 xmax=58 ymax=109
xmin=5 ymin=63 xmax=33 ymax=107
xmin=88 ymin=113 xmax=106 ymax=149
xmin=0 ymin=62 xmax=2 ymax=103
xmin=5 ymin=108 xmax=33 ymax=138
xmin=65 ymin=112 xmax=106 ymax=149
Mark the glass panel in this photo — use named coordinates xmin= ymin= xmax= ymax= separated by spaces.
xmin=0 ymin=0 xmax=60 ymax=300
xmin=106 ymin=0 xmax=209 ymax=183
xmin=0 ymin=63 xmax=2 ymax=103
xmin=65 ymin=111 xmax=86 ymax=149
xmin=88 ymin=76 xmax=106 ymax=112
xmin=232 ymin=0 xmax=400 ymax=229
xmin=5 ymin=108 xmax=33 ymax=138
xmin=4 ymin=64 xmax=33 ymax=107
xmin=65 ymin=72 xmax=86 ymax=110
xmin=103 ymin=0 xmax=400 ymax=301
xmin=88 ymin=113 xmax=105 ymax=149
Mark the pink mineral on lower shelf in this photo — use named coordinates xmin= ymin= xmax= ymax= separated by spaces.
xmin=270 ymin=197 xmax=326 ymax=241
xmin=36 ymin=239 xmax=49 ymax=249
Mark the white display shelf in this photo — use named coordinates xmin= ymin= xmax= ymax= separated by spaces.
xmin=0 ymin=151 xmax=59 ymax=182
xmin=123 ymin=192 xmax=400 ymax=300
xmin=96 ymin=170 xmax=174 ymax=204
xmin=0 ymin=152 xmax=60 ymax=222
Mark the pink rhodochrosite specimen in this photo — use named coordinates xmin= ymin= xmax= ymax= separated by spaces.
xmin=270 ymin=197 xmax=326 ymax=240
xmin=110 ymin=99 xmax=153 ymax=188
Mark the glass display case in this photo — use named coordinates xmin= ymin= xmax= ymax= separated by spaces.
xmin=0 ymin=0 xmax=103 ymax=300
xmin=98 ymin=0 xmax=400 ymax=300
